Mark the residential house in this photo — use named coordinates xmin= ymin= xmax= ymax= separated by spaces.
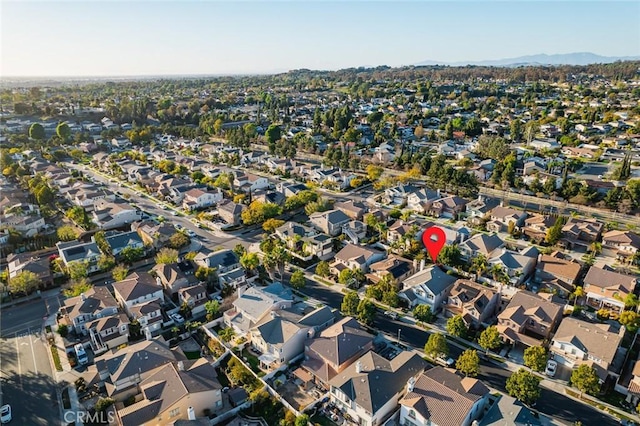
xmin=252 ymin=190 xmax=286 ymax=206
xmin=459 ymin=233 xmax=504 ymax=262
xmin=96 ymin=338 xmax=185 ymax=400
xmin=301 ymin=317 xmax=374 ymax=389
xmin=6 ymin=253 xmax=53 ymax=288
xmin=487 ymin=247 xmax=538 ymax=285
xmin=329 ymin=351 xmax=428 ymax=426
xmin=550 ymin=317 xmax=624 ymax=381
xmin=114 ymin=359 xmax=223 ymax=426
xmin=384 ymin=184 xmax=418 ymax=206
xmin=399 ymin=266 xmax=458 ymax=311
xmin=444 ymin=279 xmax=500 ymax=326
xmin=583 ymin=267 xmax=638 ymax=313
xmin=113 ymin=272 xmax=165 ymax=333
xmin=217 ymin=200 xmax=246 ymax=226
xmin=182 ymin=188 xmax=223 ymax=211
xmin=426 ymin=196 xmax=468 ymax=219
xmin=331 ymin=244 xmax=386 ymax=274
xmin=407 ymin=188 xmax=441 ymax=214
xmin=309 ymin=209 xmax=351 ymax=236
xmin=485 ymin=206 xmax=527 ymax=233
xmin=233 ymin=171 xmax=270 ymax=193
xmin=92 ymin=200 xmax=141 ymax=230
xmin=152 ymin=263 xmax=190 ymax=296
xmin=497 ymin=291 xmax=563 ymax=347
xmin=178 ymin=284 xmax=208 ymax=317
xmin=105 ymin=231 xmax=145 ymax=257
xmin=602 ymin=230 xmax=640 ymax=263
xmin=274 ymin=221 xmax=334 ymax=261
xmin=366 ymin=255 xmax=415 ymax=285
xmin=129 ymin=301 xmax=164 ymax=336
xmin=193 ymin=249 xmax=246 ymax=288
xmin=223 ymin=282 xmax=294 ymax=335
xmin=480 ymin=394 xmax=546 ymax=426
xmin=133 ymin=221 xmax=176 ymax=249
xmin=56 ymin=240 xmax=102 ymax=274
xmin=1 ymin=215 xmax=46 ymax=237
xmin=560 ymin=218 xmax=604 ymax=249
xmin=277 ymin=181 xmax=309 ymax=198
xmin=249 ymin=305 xmax=335 ymax=370
xmin=399 ymin=367 xmax=489 ymax=426
xmin=522 ymin=214 xmax=555 ymax=243
xmin=85 ymin=313 xmax=131 ymax=355
xmin=335 ymin=200 xmax=368 ymax=220
xmin=387 ymin=220 xmax=417 ymax=246
xmin=534 ymin=252 xmax=581 ymax=297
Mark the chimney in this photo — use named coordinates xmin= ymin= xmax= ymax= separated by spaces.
xmin=81 ymin=293 xmax=86 ymax=301
xmin=187 ymin=406 xmax=196 ymax=421
xmin=156 ymin=277 xmax=162 ymax=287
xmin=177 ymin=361 xmax=184 ymax=371
xmin=407 ymin=376 xmax=416 ymax=392
xmin=419 ymin=259 xmax=425 ymax=271
xmin=413 ymin=259 xmax=418 ymax=271
xmin=355 ymin=361 xmax=363 ymax=374
xmin=499 ymin=200 xmax=504 ymax=207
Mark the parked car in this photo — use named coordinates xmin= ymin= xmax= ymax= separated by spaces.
xmin=75 ymin=344 xmax=89 ymax=366
xmin=187 ymin=229 xmax=196 ymax=237
xmin=171 ymin=313 xmax=185 ymax=324
xmin=0 ymin=404 xmax=11 ymax=424
xmin=545 ymin=360 xmax=558 ymax=377
xmin=214 ymin=295 xmax=223 ymax=303
xmin=383 ymin=310 xmax=398 ymax=320
xmin=436 ymin=356 xmax=455 ymax=367
xmin=174 ymin=224 xmax=183 ymax=230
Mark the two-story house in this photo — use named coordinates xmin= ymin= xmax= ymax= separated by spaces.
xmin=275 ymin=221 xmax=334 ymax=261
xmin=92 ymin=200 xmax=141 ymax=230
xmin=583 ymin=266 xmax=638 ymax=313
xmin=113 ymin=272 xmax=165 ymax=333
xmin=550 ymin=317 xmax=623 ymax=381
xmin=334 ymin=200 xmax=368 ymax=221
xmin=485 ymin=206 xmax=528 ymax=233
xmin=534 ymin=252 xmax=582 ymax=297
xmin=329 ymin=351 xmax=428 ymax=426
xmin=331 ymin=244 xmax=386 ymax=274
xmin=182 ymin=187 xmax=223 ymax=211
xmin=444 ymin=279 xmax=500 ymax=326
xmin=223 ymin=282 xmax=294 ymax=335
xmin=152 ymin=263 xmax=190 ymax=297
xmin=407 ymin=188 xmax=441 ymax=214
xmin=7 ymin=252 xmax=53 ymax=288
xmin=427 ymin=195 xmax=468 ymax=219
xmin=384 ymin=184 xmax=418 ymax=206
xmin=497 ymin=291 xmax=563 ymax=347
xmin=309 ymin=209 xmax=351 ymax=236
xmin=301 ymin=317 xmax=374 ymax=390
xmin=465 ymin=196 xmax=500 ymax=226
xmin=56 ymin=240 xmax=102 ymax=274
xmin=366 ymin=255 xmax=415 ymax=285
xmin=399 ymin=367 xmax=490 ymax=426
xmin=178 ymin=284 xmax=209 ymax=317
xmin=217 ymin=200 xmax=246 ymax=226
xmin=133 ymin=220 xmax=176 ymax=249
xmin=560 ymin=218 xmax=604 ymax=249
xmin=105 ymin=231 xmax=145 ymax=258
xmin=459 ymin=233 xmax=504 ymax=262
xmin=487 ymin=247 xmax=538 ymax=285
xmin=522 ymin=214 xmax=556 ymax=244
xmin=399 ymin=266 xmax=458 ymax=312
xmin=249 ymin=305 xmax=334 ymax=370
xmin=233 ymin=171 xmax=270 ymax=193
xmin=602 ymin=230 xmax=640 ymax=263
xmin=193 ymin=248 xmax=246 ymax=288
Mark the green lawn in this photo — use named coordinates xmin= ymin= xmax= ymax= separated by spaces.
xmin=242 ymin=348 xmax=261 ymax=373
xmin=310 ymin=413 xmax=339 ymax=426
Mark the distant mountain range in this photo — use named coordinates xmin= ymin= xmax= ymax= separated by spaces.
xmin=416 ymin=52 xmax=640 ymax=67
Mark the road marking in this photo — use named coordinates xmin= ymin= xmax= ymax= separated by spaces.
xmin=14 ymin=332 xmax=22 ymax=390
xmin=28 ymin=328 xmax=38 ymax=374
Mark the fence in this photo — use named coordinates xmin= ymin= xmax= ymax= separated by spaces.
xmin=210 ymin=401 xmax=252 ymax=425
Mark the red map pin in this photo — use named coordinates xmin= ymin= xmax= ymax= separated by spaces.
xmin=422 ymin=226 xmax=446 ymax=263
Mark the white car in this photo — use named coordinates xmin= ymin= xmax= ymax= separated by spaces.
xmin=437 ymin=356 xmax=455 ymax=367
xmin=171 ymin=313 xmax=185 ymax=324
xmin=187 ymin=230 xmax=196 ymax=237
xmin=0 ymin=404 xmax=11 ymax=424
xmin=383 ymin=310 xmax=398 ymax=320
xmin=545 ymin=360 xmax=558 ymax=377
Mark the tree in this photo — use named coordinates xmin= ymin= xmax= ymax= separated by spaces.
xmin=446 ymin=315 xmax=468 ymax=338
xmin=97 ymin=255 xmax=116 ymax=271
xmin=341 ymin=291 xmax=360 ymax=316
xmin=57 ymin=225 xmax=78 ymax=241
xmin=155 ymin=247 xmax=178 ymax=264
xmin=233 ymin=243 xmax=246 ymax=258
xmin=545 ymin=216 xmax=566 ymax=245
xmin=68 ymin=261 xmax=88 ymax=281
xmin=478 ymin=326 xmax=502 ymax=353
xmin=263 ymin=218 xmax=285 ymax=233
xmin=218 ymin=327 xmax=236 ymax=342
xmin=295 ymin=414 xmax=309 ymax=426
xmin=290 ymin=269 xmax=306 ymax=290
xmin=357 ymin=299 xmax=376 ymax=325
xmin=95 ymin=397 xmax=115 ymax=413
xmin=168 ymin=232 xmax=190 ymax=249
xmin=240 ymin=252 xmax=260 ymax=274
xmin=413 ymin=304 xmax=434 ymax=323
xmin=205 ymin=300 xmax=220 ymax=321
xmin=619 ymin=310 xmax=640 ymax=332
xmin=315 ymin=261 xmax=330 ymax=277
xmin=265 ymin=124 xmax=281 ymax=144
xmin=456 ymin=349 xmax=480 ymax=377
xmin=63 ymin=278 xmax=92 ymax=297
xmin=366 ymin=164 xmax=384 ymax=181
xmin=506 ymin=368 xmax=541 ymax=406
xmin=523 ymin=346 xmax=548 ymax=372
xmin=475 ymin=135 xmax=510 ymax=159
xmin=572 ymin=286 xmax=584 ymax=306
xmin=571 ymin=364 xmax=600 ymax=397
xmin=119 ymin=246 xmax=145 ymax=264
xmin=424 ymin=333 xmax=448 ymax=358
xmin=338 ymin=268 xmax=355 ymax=285
xmin=112 ymin=264 xmax=129 ymax=281
xmin=437 ymin=245 xmax=461 ymax=266
xmin=56 ymin=122 xmax=71 ymax=141
xmin=57 ymin=324 xmax=69 ymax=338
xmin=29 ymin=123 xmax=45 ymax=140
xmin=8 ymin=270 xmax=39 ymax=294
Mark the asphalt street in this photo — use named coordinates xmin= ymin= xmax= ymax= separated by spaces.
xmin=0 ymin=298 xmax=60 ymax=425
xmin=301 ymin=278 xmax=620 ymax=426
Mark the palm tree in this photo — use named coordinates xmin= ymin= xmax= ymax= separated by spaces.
xmin=471 ymin=254 xmax=488 ymax=276
xmin=588 ymin=242 xmax=602 ymax=255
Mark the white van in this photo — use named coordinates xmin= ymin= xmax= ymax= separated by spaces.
xmin=75 ymin=344 xmax=88 ymax=365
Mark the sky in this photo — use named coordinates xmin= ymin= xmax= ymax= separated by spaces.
xmin=1 ymin=1 xmax=639 ymax=77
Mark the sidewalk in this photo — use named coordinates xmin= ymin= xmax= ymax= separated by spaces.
xmin=1 ymin=287 xmax=61 ymax=310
